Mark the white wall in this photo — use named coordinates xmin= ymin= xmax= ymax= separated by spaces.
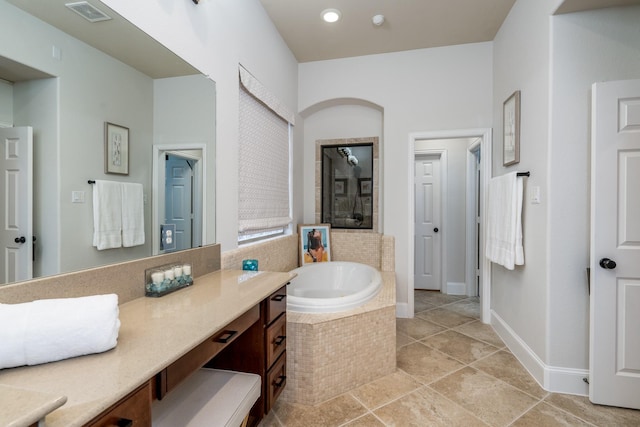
xmin=492 ymin=0 xmax=640 ymax=394
xmin=302 ymin=103 xmax=383 ymax=224
xmin=0 ymin=80 xmax=12 ymax=126
xmin=101 ymin=0 xmax=300 ymax=253
xmin=1 ymin=1 xmax=155 ymax=275
xmin=153 ymin=75 xmax=217 ymax=245
xmin=491 ymin=0 xmax=552 ymax=368
xmin=299 ymin=43 xmax=493 ymax=314
xmin=548 ymin=5 xmax=640 ymax=370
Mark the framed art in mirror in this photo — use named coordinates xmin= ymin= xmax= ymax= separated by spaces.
xmin=359 ymin=178 xmax=372 ymax=196
xmin=503 ymin=90 xmax=520 ymax=167
xmin=105 ymin=122 xmax=129 ymax=175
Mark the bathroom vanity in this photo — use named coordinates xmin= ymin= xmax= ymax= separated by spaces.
xmin=0 ymin=269 xmax=291 ymax=427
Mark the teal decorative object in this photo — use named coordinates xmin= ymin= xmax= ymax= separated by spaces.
xmin=242 ymin=259 xmax=258 ymax=271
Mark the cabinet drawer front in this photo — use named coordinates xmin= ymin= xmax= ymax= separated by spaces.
xmin=164 ymin=305 xmax=259 ymax=395
xmin=87 ymin=382 xmax=152 ymax=427
xmin=265 ymin=314 xmax=286 ymax=368
xmin=266 ymin=285 xmax=287 ymax=324
xmin=266 ymin=352 xmax=286 ymax=412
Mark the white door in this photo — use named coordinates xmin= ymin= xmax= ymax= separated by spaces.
xmin=0 ymin=126 xmax=33 ymax=284
xmin=415 ymin=155 xmax=441 ymax=290
xmin=165 ymin=155 xmax=193 ymax=252
xmin=590 ymin=80 xmax=640 ymax=409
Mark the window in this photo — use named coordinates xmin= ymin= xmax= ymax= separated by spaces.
xmin=237 ymin=65 xmax=294 ymax=242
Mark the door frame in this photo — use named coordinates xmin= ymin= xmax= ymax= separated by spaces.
xmin=466 ymin=139 xmax=481 ymax=298
xmin=152 ymin=143 xmax=207 ymax=255
xmin=414 ymin=151 xmax=447 ymax=292
xmin=408 ymin=128 xmax=492 ymax=322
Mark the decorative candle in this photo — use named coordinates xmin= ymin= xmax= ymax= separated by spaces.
xmin=164 ymin=269 xmax=175 ymax=280
xmin=151 ymin=271 xmax=164 ymax=285
xmin=183 ymin=264 xmax=192 ymax=276
xmin=173 ymin=266 xmax=183 ymax=278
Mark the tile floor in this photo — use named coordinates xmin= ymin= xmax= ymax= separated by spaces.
xmin=261 ymin=291 xmax=640 ymax=426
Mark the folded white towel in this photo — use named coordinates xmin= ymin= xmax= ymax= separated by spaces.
xmin=0 ymin=294 xmax=120 ymax=369
xmin=122 ymin=183 xmax=145 ymax=247
xmin=486 ymin=172 xmax=524 ymax=270
xmin=93 ymin=180 xmax=123 ymax=250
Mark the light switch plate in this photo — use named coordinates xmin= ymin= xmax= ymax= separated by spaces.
xmin=531 ymin=186 xmax=541 ymax=204
xmin=71 ymin=191 xmax=85 ymax=203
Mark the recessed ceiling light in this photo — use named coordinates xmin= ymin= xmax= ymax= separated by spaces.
xmin=321 ymin=8 xmax=341 ymax=23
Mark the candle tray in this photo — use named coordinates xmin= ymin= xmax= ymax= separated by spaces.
xmin=145 ymin=262 xmax=194 ymax=298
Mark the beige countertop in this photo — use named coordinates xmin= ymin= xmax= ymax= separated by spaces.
xmin=0 ymin=269 xmax=293 ymax=427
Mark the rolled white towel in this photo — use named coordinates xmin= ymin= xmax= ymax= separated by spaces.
xmin=0 ymin=294 xmax=120 ymax=369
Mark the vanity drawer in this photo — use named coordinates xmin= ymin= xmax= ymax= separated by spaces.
xmin=266 ymin=285 xmax=287 ymax=324
xmin=265 ymin=313 xmax=286 ymax=368
xmin=163 ymin=305 xmax=259 ymax=396
xmin=266 ymin=352 xmax=286 ymax=412
xmin=87 ymin=381 xmax=152 ymax=427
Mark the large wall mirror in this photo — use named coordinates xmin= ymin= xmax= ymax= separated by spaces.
xmin=317 ymin=137 xmax=378 ymax=230
xmin=0 ymin=0 xmax=216 ymax=285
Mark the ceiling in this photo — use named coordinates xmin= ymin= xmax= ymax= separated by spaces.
xmin=259 ymin=0 xmax=640 ymax=63
xmin=4 ymin=0 xmax=199 ymax=81
xmin=4 ymin=0 xmax=640 ymax=80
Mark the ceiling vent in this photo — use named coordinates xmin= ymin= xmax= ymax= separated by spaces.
xmin=65 ymin=1 xmax=112 ymax=23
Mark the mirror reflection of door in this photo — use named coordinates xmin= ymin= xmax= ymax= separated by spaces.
xmin=165 ymin=154 xmax=194 ymax=252
xmin=0 ymin=126 xmax=33 ymax=283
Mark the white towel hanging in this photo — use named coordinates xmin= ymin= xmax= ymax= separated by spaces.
xmin=92 ymin=180 xmax=123 ymax=250
xmin=92 ymin=180 xmax=145 ymax=250
xmin=486 ymin=172 xmax=524 ymax=270
xmin=121 ymin=183 xmax=145 ymax=247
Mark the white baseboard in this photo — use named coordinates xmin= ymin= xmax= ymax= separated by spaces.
xmin=396 ymin=302 xmax=411 ymax=318
xmin=491 ymin=310 xmax=589 ymax=396
xmin=446 ymin=282 xmax=466 ymax=295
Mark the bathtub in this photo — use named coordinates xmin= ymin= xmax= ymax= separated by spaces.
xmin=287 ymin=261 xmax=382 ymax=313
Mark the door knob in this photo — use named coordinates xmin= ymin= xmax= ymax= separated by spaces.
xmin=599 ymin=258 xmax=616 ymax=270
xmin=433 ymin=227 xmax=439 ymax=233
xmin=14 ymin=236 xmax=26 ymax=244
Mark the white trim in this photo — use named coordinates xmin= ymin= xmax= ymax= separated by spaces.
xmin=152 ymin=143 xmax=207 ymax=255
xmin=492 ymin=310 xmax=589 ymax=396
xmin=408 ymin=128 xmax=492 ymax=322
xmin=396 ymin=302 xmax=410 ymax=318
xmin=446 ymin=282 xmax=466 ymax=295
xmin=466 ymin=140 xmax=480 ymax=297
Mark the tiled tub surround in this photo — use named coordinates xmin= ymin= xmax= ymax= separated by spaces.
xmin=0 ymin=267 xmax=293 ymax=427
xmin=283 ymin=272 xmax=396 ymax=406
xmin=224 ymin=232 xmax=397 ymax=406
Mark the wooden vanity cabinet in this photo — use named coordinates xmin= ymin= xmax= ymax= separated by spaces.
xmin=209 ymin=284 xmax=288 ymax=426
xmin=84 ymin=280 xmax=288 ymax=427
xmin=158 ymin=305 xmax=260 ymax=399
xmin=85 ymin=382 xmax=152 ymax=427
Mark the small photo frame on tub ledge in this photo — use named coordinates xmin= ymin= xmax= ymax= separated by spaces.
xmin=503 ymin=90 xmax=520 ymax=167
xmin=298 ymin=224 xmax=331 ymax=265
xmin=105 ymin=122 xmax=129 ymax=175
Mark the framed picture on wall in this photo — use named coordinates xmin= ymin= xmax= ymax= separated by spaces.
xmin=298 ymin=224 xmax=331 ymax=265
xmin=105 ymin=122 xmax=129 ymax=175
xmin=503 ymin=90 xmax=520 ymax=167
